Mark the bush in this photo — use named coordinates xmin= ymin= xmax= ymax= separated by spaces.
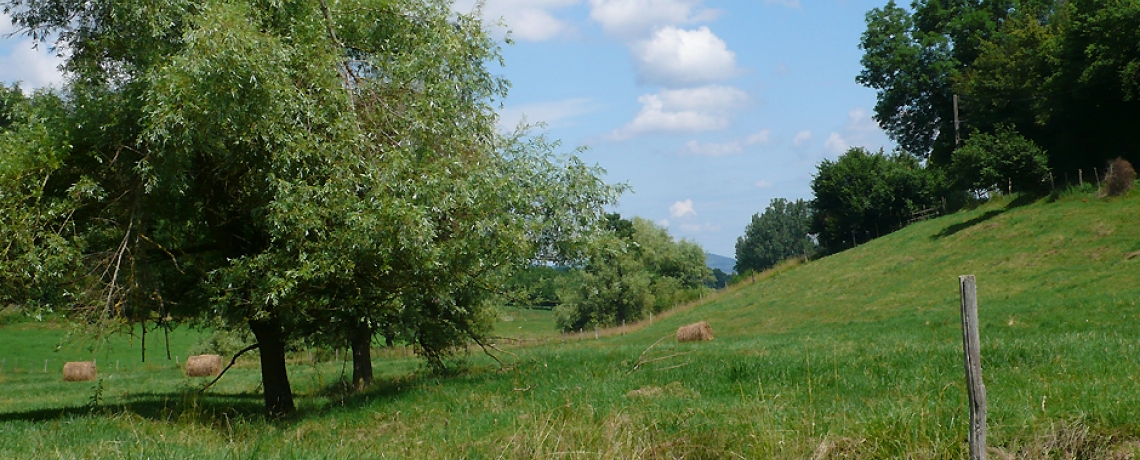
xmin=1104 ymin=158 xmax=1135 ymax=197
xmin=952 ymin=125 xmax=1052 ymax=195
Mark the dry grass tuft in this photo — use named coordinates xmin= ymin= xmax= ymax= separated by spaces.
xmin=185 ymin=354 xmax=223 ymax=377
xmin=676 ymin=321 xmax=714 ymax=342
xmin=1104 ymin=158 xmax=1136 ymax=197
xmin=625 ymin=382 xmax=696 ymax=399
xmin=62 ymin=361 xmax=96 ymax=382
xmin=1008 ymin=420 xmax=1137 ymax=459
xmin=810 ymin=437 xmax=869 ymax=460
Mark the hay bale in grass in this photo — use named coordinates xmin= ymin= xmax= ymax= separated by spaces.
xmin=185 ymin=354 xmax=223 ymax=377
xmin=676 ymin=321 xmax=713 ymax=342
xmin=62 ymin=361 xmax=97 ymax=382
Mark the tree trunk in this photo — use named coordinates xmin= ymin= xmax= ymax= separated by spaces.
xmin=249 ymin=316 xmax=295 ymax=419
xmin=351 ymin=321 xmax=374 ymax=391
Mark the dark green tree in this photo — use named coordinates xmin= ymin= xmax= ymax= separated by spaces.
xmin=734 ymin=198 xmax=815 ymax=274
xmin=857 ymin=0 xmax=1009 ymax=164
xmin=861 ymin=0 xmax=1140 ymax=174
xmin=810 ymin=148 xmax=942 ymax=253
xmin=951 ymin=125 xmax=1052 ymax=195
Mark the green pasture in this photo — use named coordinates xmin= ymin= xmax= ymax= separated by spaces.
xmin=2 ymin=189 xmax=1140 ymax=458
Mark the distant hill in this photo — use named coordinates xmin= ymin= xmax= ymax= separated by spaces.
xmin=705 ymin=252 xmax=735 ymax=273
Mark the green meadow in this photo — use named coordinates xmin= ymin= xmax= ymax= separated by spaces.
xmin=2 ymin=188 xmax=1140 ymax=459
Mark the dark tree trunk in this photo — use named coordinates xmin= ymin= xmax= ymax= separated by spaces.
xmin=351 ymin=321 xmax=374 ymax=391
xmin=249 ymin=316 xmax=295 ymax=419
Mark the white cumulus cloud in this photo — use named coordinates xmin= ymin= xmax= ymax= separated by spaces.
xmin=755 ymin=180 xmax=774 ymax=189
xmin=454 ymin=0 xmax=579 ymax=42
xmin=669 ymin=199 xmax=696 ymax=218
xmin=588 ymin=0 xmax=718 ymax=39
xmin=793 ymin=130 xmax=812 ymax=147
xmin=681 ymin=129 xmax=770 ymax=156
xmin=746 ymin=129 xmax=771 ymax=146
xmin=0 ymin=38 xmax=66 ymax=90
xmin=824 ymin=132 xmax=848 ymax=154
xmin=609 ymin=85 xmax=749 ymax=140
xmin=633 ymin=26 xmax=738 ymax=86
xmin=1 ymin=12 xmax=15 ymax=35
xmin=683 ymin=140 xmax=741 ymax=156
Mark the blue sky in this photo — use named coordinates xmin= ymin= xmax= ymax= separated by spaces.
xmin=1 ymin=0 xmax=895 ymax=257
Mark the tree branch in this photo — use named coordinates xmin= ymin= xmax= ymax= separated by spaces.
xmin=199 ymin=343 xmax=260 ymax=394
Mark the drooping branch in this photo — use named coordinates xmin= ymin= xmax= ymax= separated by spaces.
xmin=199 ymin=343 xmax=260 ymax=394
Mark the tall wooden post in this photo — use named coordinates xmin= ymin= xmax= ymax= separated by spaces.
xmin=959 ymin=275 xmax=987 ymax=460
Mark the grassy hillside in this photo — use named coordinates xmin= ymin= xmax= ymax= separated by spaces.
xmin=2 ymin=189 xmax=1139 ymax=459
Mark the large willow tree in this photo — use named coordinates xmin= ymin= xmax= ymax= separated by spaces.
xmin=1 ymin=0 xmax=619 ymax=418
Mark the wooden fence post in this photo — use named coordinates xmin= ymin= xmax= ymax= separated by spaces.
xmin=959 ymin=275 xmax=987 ymax=460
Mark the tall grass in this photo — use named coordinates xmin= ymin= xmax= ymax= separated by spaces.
xmin=2 ymin=190 xmax=1140 ymax=458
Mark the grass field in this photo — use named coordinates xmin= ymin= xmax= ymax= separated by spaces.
xmin=2 ymin=189 xmax=1140 ymax=459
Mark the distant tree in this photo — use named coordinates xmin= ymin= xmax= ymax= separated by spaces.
xmin=734 ymin=198 xmax=816 ymax=274
xmin=555 ymin=217 xmax=711 ymax=331
xmin=505 ymin=265 xmax=568 ymax=309
xmin=706 ymin=268 xmax=731 ymax=289
xmin=810 ymin=147 xmax=942 ymax=254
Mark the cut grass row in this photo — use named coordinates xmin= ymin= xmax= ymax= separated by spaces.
xmin=1 ymin=189 xmax=1139 ymax=458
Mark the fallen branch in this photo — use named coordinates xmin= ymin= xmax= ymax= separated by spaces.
xmin=629 ymin=334 xmax=679 ymax=374
xmin=199 ymin=343 xmax=259 ymax=394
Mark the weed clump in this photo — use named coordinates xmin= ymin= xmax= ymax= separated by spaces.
xmin=1104 ymin=158 xmax=1136 ymax=197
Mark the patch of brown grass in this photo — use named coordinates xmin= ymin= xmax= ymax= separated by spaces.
xmin=1104 ymin=158 xmax=1136 ymax=197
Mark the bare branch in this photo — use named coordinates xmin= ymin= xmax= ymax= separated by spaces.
xmin=199 ymin=343 xmax=261 ymax=394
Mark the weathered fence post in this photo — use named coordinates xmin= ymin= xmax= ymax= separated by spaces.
xmin=959 ymin=275 xmax=987 ymax=460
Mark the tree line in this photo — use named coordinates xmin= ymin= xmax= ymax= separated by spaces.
xmin=736 ymin=0 xmax=1138 ymax=273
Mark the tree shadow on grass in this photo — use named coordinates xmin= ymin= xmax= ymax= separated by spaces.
xmin=0 ymin=369 xmax=468 ymax=425
xmin=931 ymin=193 xmax=1038 ymax=239
xmin=0 ymin=391 xmax=266 ymax=423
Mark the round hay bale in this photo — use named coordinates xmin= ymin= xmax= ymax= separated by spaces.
xmin=676 ymin=321 xmax=714 ymax=342
xmin=185 ymin=354 xmax=223 ymax=377
xmin=63 ymin=361 xmax=97 ymax=382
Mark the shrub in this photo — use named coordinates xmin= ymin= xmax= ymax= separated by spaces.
xmin=951 ymin=125 xmax=1052 ymax=196
xmin=1103 ymin=158 xmax=1135 ymax=197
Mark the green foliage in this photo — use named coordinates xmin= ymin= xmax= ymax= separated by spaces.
xmin=951 ymin=125 xmax=1052 ymax=195
xmin=3 ymin=190 xmax=1140 ymax=458
xmin=1 ymin=0 xmax=621 ymax=415
xmin=860 ymin=0 xmax=1140 ymax=174
xmin=0 ymin=87 xmax=88 ymax=315
xmin=810 ymin=147 xmax=942 ymax=253
xmin=707 ymin=268 xmax=731 ymax=289
xmin=187 ymin=328 xmax=254 ymax=358
xmin=504 ymin=265 xmax=568 ymax=309
xmin=734 ymin=198 xmax=815 ymax=274
xmin=554 ymin=217 xmax=711 ymax=331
